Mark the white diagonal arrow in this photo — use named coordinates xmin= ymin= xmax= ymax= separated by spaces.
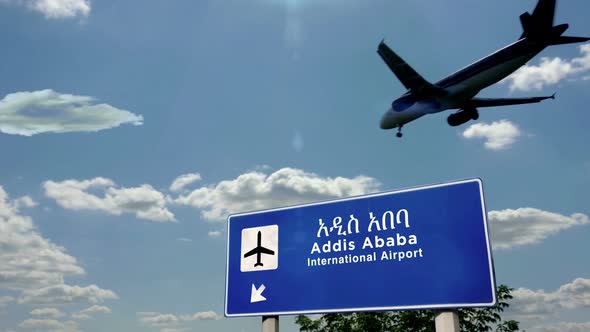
xmin=250 ymin=283 xmax=266 ymax=303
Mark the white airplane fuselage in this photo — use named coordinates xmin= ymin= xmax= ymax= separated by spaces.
xmin=379 ymin=40 xmax=543 ymax=130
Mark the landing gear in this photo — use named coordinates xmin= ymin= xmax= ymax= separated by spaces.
xmin=396 ymin=125 xmax=403 ymax=138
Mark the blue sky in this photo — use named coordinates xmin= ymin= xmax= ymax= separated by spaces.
xmin=0 ymin=0 xmax=589 ymax=331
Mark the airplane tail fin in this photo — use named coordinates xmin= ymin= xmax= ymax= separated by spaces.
xmin=519 ymin=0 xmax=555 ymax=39
xmin=519 ymin=12 xmax=535 ymax=39
xmin=519 ymin=0 xmax=589 ymax=44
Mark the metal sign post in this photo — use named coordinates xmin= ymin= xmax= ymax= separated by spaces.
xmin=262 ymin=315 xmax=278 ymax=332
xmin=259 ymin=309 xmax=459 ymax=331
xmin=435 ymin=310 xmax=460 ymax=332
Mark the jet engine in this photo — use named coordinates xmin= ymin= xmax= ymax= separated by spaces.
xmin=447 ymin=108 xmax=479 ymax=127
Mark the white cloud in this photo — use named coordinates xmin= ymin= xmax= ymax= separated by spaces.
xmin=174 ymin=167 xmax=380 ymax=221
xmin=19 ymin=319 xmax=63 ymax=329
xmin=0 ymin=89 xmax=142 ymax=136
xmin=0 ymin=0 xmax=90 ymax=18
xmin=71 ymin=305 xmax=111 ymax=320
xmin=0 ymin=296 xmax=14 ymax=307
xmin=169 ymin=173 xmax=202 ymax=192
xmin=488 ymin=208 xmax=589 ymax=250
xmin=139 ymin=313 xmax=180 ymax=326
xmin=505 ymin=43 xmax=590 ymax=91
xmin=19 ymin=284 xmax=118 ymax=305
xmin=19 ymin=318 xmax=80 ymax=332
xmin=160 ymin=329 xmax=187 ymax=332
xmin=508 ymin=278 xmax=590 ymax=320
xmin=71 ymin=313 xmax=91 ymax=320
xmin=207 ymin=230 xmax=223 ymax=238
xmin=530 ymin=322 xmax=590 ymax=332
xmin=31 ymin=0 xmax=90 ymax=18
xmin=1 ymin=185 xmax=117 ymax=318
xmin=30 ymin=308 xmax=65 ymax=318
xmin=180 ymin=311 xmax=220 ymax=321
xmin=44 ymin=178 xmax=175 ymax=222
xmin=79 ymin=305 xmax=111 ymax=314
xmin=0 ymin=186 xmax=84 ymax=290
xmin=138 ymin=311 xmax=220 ymax=329
xmin=176 ymin=237 xmax=192 ymax=242
xmin=14 ymin=196 xmax=37 ymax=208
xmin=462 ymin=120 xmax=521 ymax=150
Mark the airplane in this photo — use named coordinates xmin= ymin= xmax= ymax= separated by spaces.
xmin=378 ymin=0 xmax=589 ymax=137
xmin=243 ymin=231 xmax=275 ymax=267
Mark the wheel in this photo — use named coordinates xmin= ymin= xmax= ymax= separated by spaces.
xmin=396 ymin=132 xmax=403 ymax=138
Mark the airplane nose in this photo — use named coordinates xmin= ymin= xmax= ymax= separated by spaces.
xmin=380 ymin=107 xmax=395 ymax=129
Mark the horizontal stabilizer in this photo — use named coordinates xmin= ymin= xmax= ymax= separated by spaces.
xmin=377 ymin=40 xmax=445 ymax=96
xmin=550 ymin=36 xmax=590 ymax=45
xmin=466 ymin=95 xmax=554 ymax=108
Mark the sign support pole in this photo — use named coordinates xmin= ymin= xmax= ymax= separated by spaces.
xmin=435 ymin=310 xmax=460 ymax=332
xmin=262 ymin=315 xmax=279 ymax=332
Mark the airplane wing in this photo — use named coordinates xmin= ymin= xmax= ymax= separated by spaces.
xmin=259 ymin=247 xmax=274 ymax=255
xmin=466 ymin=95 xmax=555 ymax=108
xmin=377 ymin=41 xmax=446 ymax=96
xmin=243 ymin=247 xmax=275 ymax=258
xmin=243 ymin=248 xmax=258 ymax=258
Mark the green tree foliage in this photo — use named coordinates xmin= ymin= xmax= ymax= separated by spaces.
xmin=295 ymin=285 xmax=520 ymax=332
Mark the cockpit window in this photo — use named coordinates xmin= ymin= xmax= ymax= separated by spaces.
xmin=392 ymin=95 xmax=417 ymax=112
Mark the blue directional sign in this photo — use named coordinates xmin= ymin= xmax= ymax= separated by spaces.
xmin=225 ymin=179 xmax=496 ymax=317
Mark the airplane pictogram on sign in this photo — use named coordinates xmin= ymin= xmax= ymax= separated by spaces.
xmin=240 ymin=225 xmax=278 ymax=272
